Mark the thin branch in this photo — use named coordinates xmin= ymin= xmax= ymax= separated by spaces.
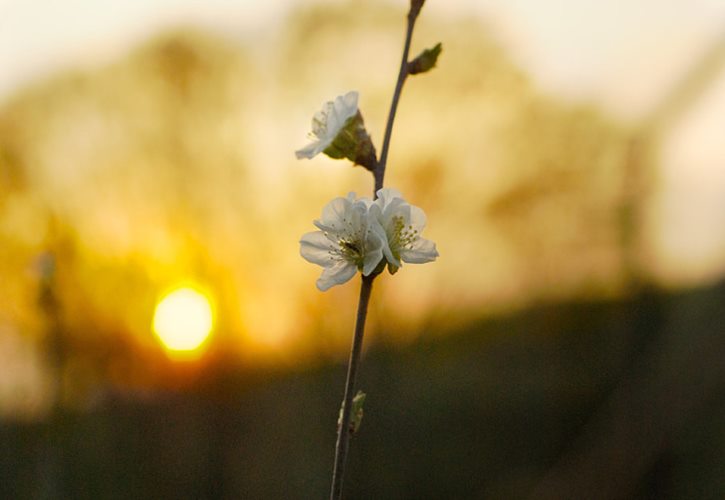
xmin=374 ymin=5 xmax=422 ymax=195
xmin=330 ymin=274 xmax=375 ymax=500
xmin=330 ymin=4 xmax=425 ymax=499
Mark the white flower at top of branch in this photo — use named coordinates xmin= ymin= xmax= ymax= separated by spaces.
xmin=295 ymin=91 xmax=360 ymax=160
xmin=295 ymin=91 xmax=377 ymax=171
xmin=371 ymin=188 xmax=439 ymax=274
xmin=300 ymin=193 xmax=387 ymax=291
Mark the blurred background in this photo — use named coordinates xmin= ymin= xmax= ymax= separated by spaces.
xmin=1 ymin=0 xmax=724 ymax=497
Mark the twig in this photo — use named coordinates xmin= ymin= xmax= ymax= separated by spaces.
xmin=374 ymin=3 xmax=422 ymax=195
xmin=330 ymin=274 xmax=374 ymax=499
xmin=330 ymin=3 xmax=424 ymax=499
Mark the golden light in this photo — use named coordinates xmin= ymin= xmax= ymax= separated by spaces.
xmin=152 ymin=287 xmax=214 ymax=359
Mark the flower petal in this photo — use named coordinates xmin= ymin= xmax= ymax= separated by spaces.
xmin=361 ymin=229 xmax=385 ymax=275
xmin=317 ymin=260 xmax=357 ymax=291
xmin=295 ymin=141 xmax=323 ymax=159
xmin=375 ymin=187 xmax=403 ymax=208
xmin=342 ymin=91 xmax=359 ymax=112
xmin=332 ymin=91 xmax=359 ymax=129
xmin=408 ymin=205 xmax=427 ymax=231
xmin=319 ymin=195 xmax=353 ymax=227
xmin=300 ymin=231 xmax=337 ymax=266
xmin=401 ymin=237 xmax=439 ymax=264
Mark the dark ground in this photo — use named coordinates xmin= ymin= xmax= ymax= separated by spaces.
xmin=2 ymin=280 xmax=724 ymax=499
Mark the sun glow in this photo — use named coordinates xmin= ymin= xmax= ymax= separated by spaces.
xmin=152 ymin=287 xmax=214 ymax=359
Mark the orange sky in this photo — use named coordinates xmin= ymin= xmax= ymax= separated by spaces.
xmin=2 ymin=0 xmax=725 ymax=285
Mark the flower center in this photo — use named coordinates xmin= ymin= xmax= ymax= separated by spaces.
xmin=324 ymin=216 xmax=367 ymax=270
xmin=339 ymin=238 xmax=362 ymax=259
xmin=391 ymin=215 xmax=418 ymax=256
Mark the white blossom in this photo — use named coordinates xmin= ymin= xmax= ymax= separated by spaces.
xmin=300 ymin=193 xmax=386 ymax=291
xmin=371 ymin=188 xmax=439 ymax=273
xmin=295 ymin=91 xmax=359 ymax=160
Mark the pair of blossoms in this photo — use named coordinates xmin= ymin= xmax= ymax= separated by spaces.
xmin=296 ymin=91 xmax=438 ymax=291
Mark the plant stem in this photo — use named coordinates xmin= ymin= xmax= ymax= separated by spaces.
xmin=330 ymin=4 xmax=424 ymax=499
xmin=330 ymin=274 xmax=375 ymax=500
xmin=374 ymin=4 xmax=421 ymax=195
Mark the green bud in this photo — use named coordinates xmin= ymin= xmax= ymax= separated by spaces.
xmin=408 ymin=42 xmax=442 ymax=75
xmin=338 ymin=391 xmax=366 ymax=435
xmin=349 ymin=391 xmax=366 ymax=434
xmin=323 ymin=112 xmax=378 ymax=172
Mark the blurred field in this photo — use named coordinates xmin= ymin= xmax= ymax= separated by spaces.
xmin=2 ymin=282 xmax=724 ymax=498
xmin=1 ymin=0 xmax=724 ymax=498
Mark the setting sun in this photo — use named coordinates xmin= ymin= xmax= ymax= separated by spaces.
xmin=152 ymin=287 xmax=214 ymax=358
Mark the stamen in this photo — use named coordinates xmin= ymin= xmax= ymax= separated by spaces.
xmin=389 ymin=215 xmax=419 ymax=256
